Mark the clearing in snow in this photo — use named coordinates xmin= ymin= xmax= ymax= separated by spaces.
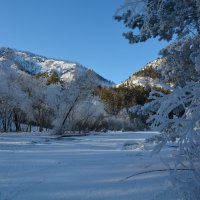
xmin=0 ymin=132 xmax=178 ymax=200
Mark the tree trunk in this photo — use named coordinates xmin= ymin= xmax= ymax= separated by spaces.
xmin=14 ymin=113 xmax=21 ymax=132
xmin=55 ymin=95 xmax=79 ymax=135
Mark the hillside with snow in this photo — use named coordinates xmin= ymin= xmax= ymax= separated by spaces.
xmin=118 ymin=56 xmax=199 ymax=90
xmin=0 ymin=47 xmax=189 ymax=134
xmin=117 ymin=59 xmax=171 ymax=89
xmin=0 ymin=47 xmax=146 ymax=133
xmin=0 ymin=47 xmax=198 ymax=134
xmin=0 ymin=47 xmax=113 ymax=87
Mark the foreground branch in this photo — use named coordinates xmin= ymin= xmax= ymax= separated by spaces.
xmin=120 ymin=168 xmax=194 ymax=182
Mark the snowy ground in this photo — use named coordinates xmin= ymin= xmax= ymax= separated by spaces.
xmin=0 ymin=132 xmax=178 ymax=200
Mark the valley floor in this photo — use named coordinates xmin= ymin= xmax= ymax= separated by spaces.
xmin=0 ymin=132 xmax=178 ymax=200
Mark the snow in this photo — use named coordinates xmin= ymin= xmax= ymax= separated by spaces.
xmin=117 ymin=58 xmax=173 ymax=90
xmin=123 ymin=75 xmax=170 ymax=89
xmin=0 ymin=131 xmax=178 ymax=200
xmin=0 ymin=47 xmax=113 ymax=86
xmin=117 ymin=73 xmax=171 ymax=89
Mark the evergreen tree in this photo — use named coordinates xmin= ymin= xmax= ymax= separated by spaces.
xmin=115 ymin=1 xmax=200 ymax=198
xmin=114 ymin=0 xmax=200 ymax=43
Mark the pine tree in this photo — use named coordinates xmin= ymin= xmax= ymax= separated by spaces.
xmin=115 ymin=1 xmax=200 ymax=198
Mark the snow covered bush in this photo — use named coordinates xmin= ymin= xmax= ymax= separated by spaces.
xmin=148 ymin=81 xmax=200 ymax=199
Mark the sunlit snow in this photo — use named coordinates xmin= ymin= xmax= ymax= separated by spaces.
xmin=0 ymin=132 xmax=178 ymax=200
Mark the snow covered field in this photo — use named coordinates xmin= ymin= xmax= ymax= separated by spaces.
xmin=0 ymin=132 xmax=178 ymax=200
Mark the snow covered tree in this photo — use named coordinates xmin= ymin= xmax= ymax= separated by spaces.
xmin=114 ymin=0 xmax=200 ymax=43
xmin=147 ymin=82 xmax=200 ymax=199
xmin=158 ymin=38 xmax=200 ymax=86
xmin=115 ymin=0 xmax=200 ymax=198
xmin=52 ymin=70 xmax=106 ymax=135
xmin=0 ymin=64 xmax=61 ymax=132
xmin=0 ymin=68 xmax=32 ymax=132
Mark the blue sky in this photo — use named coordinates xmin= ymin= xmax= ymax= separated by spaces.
xmin=0 ymin=0 xmax=167 ymax=83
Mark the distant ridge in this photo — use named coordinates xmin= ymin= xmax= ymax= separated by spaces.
xmin=0 ymin=47 xmax=114 ymax=86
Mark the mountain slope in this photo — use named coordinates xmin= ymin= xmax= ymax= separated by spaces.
xmin=0 ymin=47 xmax=113 ymax=86
xmin=117 ymin=58 xmax=171 ymax=89
xmin=118 ymin=55 xmax=199 ymax=90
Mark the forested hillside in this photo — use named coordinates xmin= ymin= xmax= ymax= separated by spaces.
xmin=0 ymin=45 xmax=196 ymax=134
xmin=0 ymin=48 xmax=150 ymax=133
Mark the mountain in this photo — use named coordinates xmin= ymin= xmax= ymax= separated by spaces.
xmin=117 ymin=58 xmax=172 ymax=90
xmin=118 ymin=54 xmax=199 ymax=90
xmin=0 ymin=47 xmax=113 ymax=87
